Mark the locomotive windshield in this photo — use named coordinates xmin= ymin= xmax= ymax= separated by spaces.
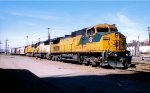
xmin=97 ymin=27 xmax=118 ymax=33
xmin=97 ymin=27 xmax=108 ymax=32
xmin=110 ymin=28 xmax=118 ymax=32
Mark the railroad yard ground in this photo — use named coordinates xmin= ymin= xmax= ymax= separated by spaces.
xmin=0 ymin=54 xmax=150 ymax=93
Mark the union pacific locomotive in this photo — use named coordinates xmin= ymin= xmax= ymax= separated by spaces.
xmin=11 ymin=24 xmax=132 ymax=69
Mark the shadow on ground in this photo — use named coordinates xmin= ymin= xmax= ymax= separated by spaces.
xmin=0 ymin=68 xmax=150 ymax=93
xmin=0 ymin=68 xmax=61 ymax=93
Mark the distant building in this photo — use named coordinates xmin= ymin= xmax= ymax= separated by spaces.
xmin=127 ymin=39 xmax=150 ymax=56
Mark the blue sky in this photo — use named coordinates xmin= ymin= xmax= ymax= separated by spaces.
xmin=0 ymin=1 xmax=150 ymax=49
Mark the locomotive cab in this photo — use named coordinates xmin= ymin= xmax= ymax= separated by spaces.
xmin=86 ymin=24 xmax=118 ymax=36
xmin=100 ymin=25 xmax=131 ymax=68
xmin=85 ymin=24 xmax=131 ymax=68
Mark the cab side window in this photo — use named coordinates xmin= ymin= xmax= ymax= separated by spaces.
xmin=87 ymin=30 xmax=91 ymax=35
xmin=87 ymin=27 xmax=95 ymax=35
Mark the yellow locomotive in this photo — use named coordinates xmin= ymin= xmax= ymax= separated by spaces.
xmin=24 ymin=40 xmax=51 ymax=58
xmin=25 ymin=45 xmax=34 ymax=56
xmin=50 ymin=24 xmax=132 ymax=68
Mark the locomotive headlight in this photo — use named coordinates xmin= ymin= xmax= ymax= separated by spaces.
xmin=115 ymin=54 xmax=117 ymax=56
xmin=115 ymin=33 xmax=118 ymax=38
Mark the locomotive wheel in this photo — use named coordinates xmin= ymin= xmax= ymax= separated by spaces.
xmin=56 ymin=57 xmax=59 ymax=61
xmin=78 ymin=61 xmax=83 ymax=65
xmin=52 ymin=56 xmax=55 ymax=61
xmin=84 ymin=61 xmax=90 ymax=66
xmin=78 ymin=59 xmax=83 ymax=65
xmin=78 ymin=56 xmax=83 ymax=65
xmin=54 ymin=56 xmax=56 ymax=61
xmin=43 ymin=54 xmax=45 ymax=59
xmin=96 ymin=62 xmax=100 ymax=67
xmin=57 ymin=57 xmax=60 ymax=61
xmin=91 ymin=62 xmax=97 ymax=67
xmin=99 ymin=59 xmax=103 ymax=67
xmin=123 ymin=62 xmax=129 ymax=69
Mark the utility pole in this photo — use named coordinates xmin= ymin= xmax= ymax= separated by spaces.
xmin=137 ymin=36 xmax=140 ymax=56
xmin=38 ymin=38 xmax=40 ymax=43
xmin=147 ymin=27 xmax=150 ymax=53
xmin=8 ymin=44 xmax=9 ymax=53
xmin=39 ymin=38 xmax=41 ymax=52
xmin=48 ymin=28 xmax=50 ymax=40
xmin=133 ymin=40 xmax=136 ymax=56
xmin=5 ymin=39 xmax=8 ymax=55
xmin=38 ymin=38 xmax=41 ymax=55
xmin=47 ymin=28 xmax=51 ymax=56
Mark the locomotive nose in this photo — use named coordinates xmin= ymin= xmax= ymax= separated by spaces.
xmin=102 ymin=32 xmax=126 ymax=51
